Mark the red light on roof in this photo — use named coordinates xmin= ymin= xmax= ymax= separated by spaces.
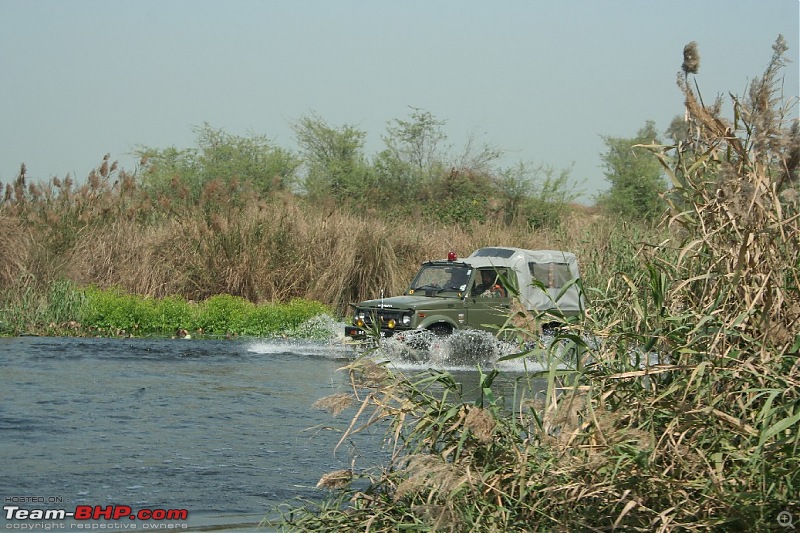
xmin=447 ymin=251 xmax=457 ymax=261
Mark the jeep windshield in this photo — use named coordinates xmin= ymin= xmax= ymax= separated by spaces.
xmin=407 ymin=263 xmax=472 ymax=295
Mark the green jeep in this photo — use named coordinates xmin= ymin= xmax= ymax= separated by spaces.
xmin=344 ymin=247 xmax=585 ymax=341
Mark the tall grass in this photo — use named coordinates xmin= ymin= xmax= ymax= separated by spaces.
xmin=0 ymin=151 xmax=616 ymax=318
xmin=273 ymin=38 xmax=799 ymax=531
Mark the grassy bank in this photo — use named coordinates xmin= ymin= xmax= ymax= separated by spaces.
xmin=0 ymin=279 xmax=330 ymax=338
xmin=0 ymin=157 xmax=632 ymax=320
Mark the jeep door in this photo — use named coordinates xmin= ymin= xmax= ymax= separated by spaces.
xmin=463 ymin=268 xmax=515 ymax=332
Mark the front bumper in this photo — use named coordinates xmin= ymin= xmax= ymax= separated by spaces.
xmin=344 ymin=325 xmax=409 ymax=340
xmin=344 ymin=325 xmax=367 ymax=339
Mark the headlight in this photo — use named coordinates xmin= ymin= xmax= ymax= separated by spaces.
xmin=402 ymin=314 xmax=412 ymax=326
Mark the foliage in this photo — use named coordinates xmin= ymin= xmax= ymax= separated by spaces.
xmin=81 ymin=286 xmax=158 ymax=334
xmin=596 ymin=119 xmax=669 ymax=221
xmin=192 ymin=293 xmax=252 ymax=335
xmin=377 ymin=107 xmax=448 ymax=175
xmin=0 ymin=277 xmax=85 ymax=335
xmin=419 ymin=167 xmax=493 ymax=225
xmin=0 ymin=280 xmax=330 ymax=338
xmin=495 ymin=162 xmax=581 ymax=229
xmin=137 ymin=123 xmax=300 ymax=201
xmin=287 ymin=107 xmax=578 ymax=226
xmin=0 ymin=116 xmax=657 ymax=320
xmin=292 ymin=113 xmax=374 ymax=204
xmin=2 ymin=111 xmax=582 ymax=314
xmin=375 ymin=109 xmax=528 ymax=225
xmin=191 ymin=294 xmax=328 ymax=336
xmin=371 ymin=108 xmax=449 ymax=216
xmin=151 ymin=295 xmax=195 ymax=334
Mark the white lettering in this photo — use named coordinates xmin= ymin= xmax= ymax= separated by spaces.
xmin=3 ymin=507 xmax=67 ymax=521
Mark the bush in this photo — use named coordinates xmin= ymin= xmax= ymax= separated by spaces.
xmin=0 ymin=275 xmax=333 ymax=337
xmin=82 ymin=286 xmax=156 ymax=334
xmin=194 ymin=294 xmax=252 ymax=335
xmin=151 ymin=295 xmax=194 ymax=334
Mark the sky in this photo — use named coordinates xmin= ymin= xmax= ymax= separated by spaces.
xmin=1 ymin=0 xmax=798 ymax=202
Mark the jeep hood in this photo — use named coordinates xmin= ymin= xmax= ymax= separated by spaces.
xmin=353 ymin=295 xmax=443 ymax=310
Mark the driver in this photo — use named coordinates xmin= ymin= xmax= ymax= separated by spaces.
xmin=473 ymin=270 xmax=506 ymax=297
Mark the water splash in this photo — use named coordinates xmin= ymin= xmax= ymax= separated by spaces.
xmin=357 ymin=330 xmax=531 ymax=371
xmin=282 ymin=314 xmax=345 ymax=339
xmin=283 ymin=316 xmax=600 ymax=373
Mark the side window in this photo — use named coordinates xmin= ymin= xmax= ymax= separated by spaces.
xmin=553 ymin=263 xmax=573 ymax=287
xmin=529 ymin=263 xmax=573 ymax=288
xmin=472 ymin=269 xmax=509 ymax=298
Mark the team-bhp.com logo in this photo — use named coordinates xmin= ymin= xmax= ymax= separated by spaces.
xmin=4 ymin=504 xmax=188 ymax=529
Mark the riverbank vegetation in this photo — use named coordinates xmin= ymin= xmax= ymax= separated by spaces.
xmin=1 ymin=85 xmax=644 ymax=334
xmin=275 ymin=38 xmax=799 ymax=531
xmin=0 ymin=277 xmax=329 ymax=338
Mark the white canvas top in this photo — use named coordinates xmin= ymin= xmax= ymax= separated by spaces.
xmin=464 ymin=247 xmax=584 ymax=313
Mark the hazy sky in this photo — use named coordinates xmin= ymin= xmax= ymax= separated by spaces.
xmin=1 ymin=1 xmax=798 ymax=201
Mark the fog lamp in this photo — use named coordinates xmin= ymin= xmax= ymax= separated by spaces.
xmin=387 ymin=319 xmax=396 ymax=329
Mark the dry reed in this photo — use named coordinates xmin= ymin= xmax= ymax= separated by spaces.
xmin=0 ymin=160 xmax=606 ymax=316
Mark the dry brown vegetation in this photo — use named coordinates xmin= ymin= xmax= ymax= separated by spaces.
xmin=1 ymin=162 xmax=615 ymax=317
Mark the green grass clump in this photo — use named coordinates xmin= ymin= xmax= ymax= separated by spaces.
xmin=151 ymin=295 xmax=195 ymax=334
xmin=193 ymin=293 xmax=252 ymax=335
xmin=192 ymin=294 xmax=329 ymax=336
xmin=0 ymin=282 xmax=331 ymax=338
xmin=82 ymin=286 xmax=157 ymax=335
xmin=0 ymin=277 xmax=86 ymax=335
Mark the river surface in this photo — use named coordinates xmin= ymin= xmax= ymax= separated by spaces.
xmin=0 ymin=330 xmax=551 ymax=531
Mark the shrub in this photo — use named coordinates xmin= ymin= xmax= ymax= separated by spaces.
xmin=194 ymin=294 xmax=252 ymax=335
xmin=82 ymin=286 xmax=155 ymax=334
xmin=150 ymin=295 xmax=194 ymax=334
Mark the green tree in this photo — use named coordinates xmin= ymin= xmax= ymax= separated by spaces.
xmin=596 ymin=120 xmax=668 ymax=220
xmin=292 ymin=113 xmax=373 ymax=204
xmin=374 ymin=108 xmax=506 ymax=224
xmin=136 ymin=123 xmax=300 ymax=200
xmin=495 ymin=162 xmax=580 ymax=227
xmin=372 ymin=108 xmax=449 ymax=214
xmin=665 ymin=114 xmax=690 ymax=144
xmin=420 ymin=167 xmax=494 ymax=225
xmin=379 ymin=107 xmax=447 ymax=172
xmin=194 ymin=124 xmax=300 ymax=196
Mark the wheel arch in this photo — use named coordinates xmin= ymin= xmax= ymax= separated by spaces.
xmin=418 ymin=317 xmax=458 ymax=336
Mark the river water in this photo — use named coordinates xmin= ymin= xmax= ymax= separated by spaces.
xmin=1 ymin=328 xmax=551 ymax=531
